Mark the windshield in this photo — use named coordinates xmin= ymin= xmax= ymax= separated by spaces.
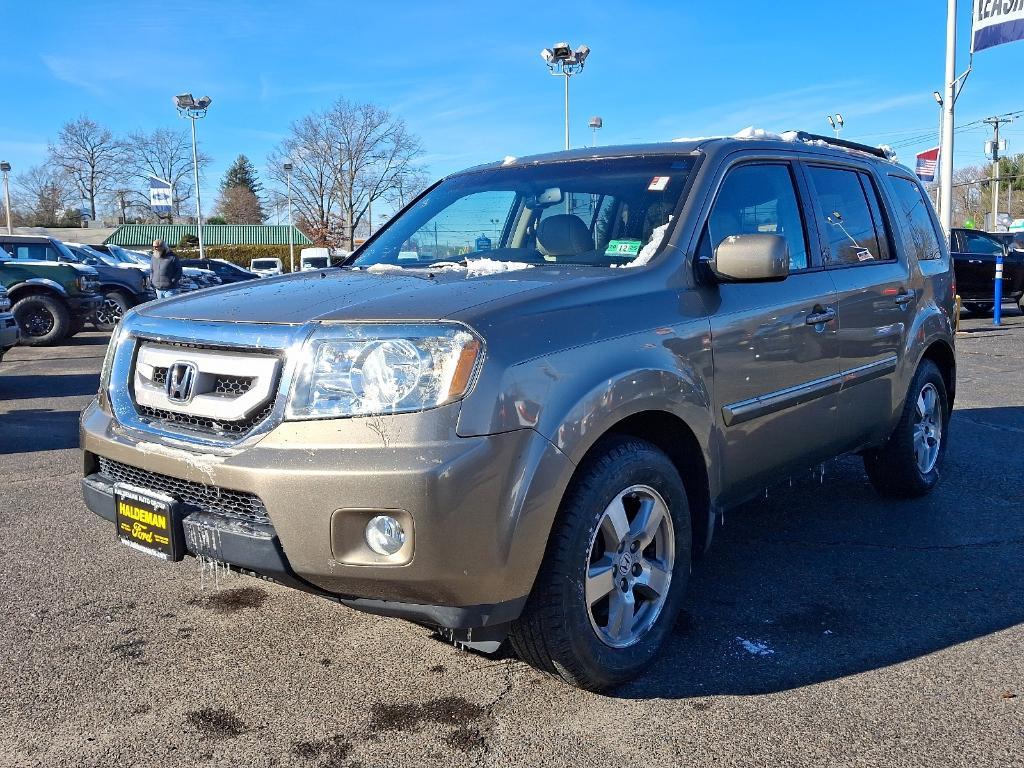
xmin=352 ymin=156 xmax=696 ymax=269
xmin=303 ymin=257 xmax=330 ymax=268
xmin=252 ymin=259 xmax=279 ymax=269
xmin=107 ymin=244 xmax=145 ymax=264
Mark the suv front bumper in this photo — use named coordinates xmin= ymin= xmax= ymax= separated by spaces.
xmin=80 ymin=399 xmax=574 ymax=631
xmin=69 ymin=294 xmax=102 ymax=320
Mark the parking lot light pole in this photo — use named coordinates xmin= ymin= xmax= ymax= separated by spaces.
xmin=283 ymin=162 xmax=294 ymax=273
xmin=174 ymin=93 xmax=212 ymax=259
xmin=540 ymin=42 xmax=590 ymax=150
xmin=0 ymin=161 xmax=11 ymax=235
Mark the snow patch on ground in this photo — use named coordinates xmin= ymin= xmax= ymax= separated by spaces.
xmin=736 ymin=637 xmax=775 ymax=656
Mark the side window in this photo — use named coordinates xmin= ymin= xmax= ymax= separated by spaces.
xmin=702 ymin=163 xmax=810 ymax=271
xmin=962 ymin=231 xmax=1003 ymax=255
xmin=808 ymin=166 xmax=892 ymax=266
xmin=15 ymin=244 xmax=54 ymax=261
xmin=888 ymin=176 xmax=942 ymax=261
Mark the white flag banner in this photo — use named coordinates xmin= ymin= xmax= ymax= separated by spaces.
xmin=973 ymin=2 xmax=1024 ymax=52
xmin=149 ymin=177 xmax=173 ymax=214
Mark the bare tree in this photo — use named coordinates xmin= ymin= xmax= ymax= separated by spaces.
xmin=327 ymin=99 xmax=424 ymax=249
xmin=267 ymin=111 xmax=344 ymax=246
xmin=266 ymin=98 xmax=426 ymax=248
xmin=14 ymin=164 xmax=79 ymax=227
xmin=121 ymin=127 xmax=212 ymax=220
xmin=48 ymin=116 xmax=123 ymax=221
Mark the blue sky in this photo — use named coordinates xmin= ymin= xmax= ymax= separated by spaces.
xmin=4 ymin=0 xmax=1023 ymax=218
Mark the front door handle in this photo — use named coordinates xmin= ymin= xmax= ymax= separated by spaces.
xmin=806 ymin=306 xmax=836 ymax=325
xmin=894 ymin=291 xmax=914 ymax=306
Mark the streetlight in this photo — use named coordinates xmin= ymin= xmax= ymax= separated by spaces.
xmin=589 ymin=116 xmax=603 ymax=147
xmin=174 ymin=92 xmax=212 ymax=259
xmin=0 ymin=161 xmax=11 ymax=235
xmin=540 ymin=42 xmax=590 ymax=150
xmin=283 ymin=162 xmax=295 ymax=273
xmin=825 ymin=113 xmax=844 ymax=138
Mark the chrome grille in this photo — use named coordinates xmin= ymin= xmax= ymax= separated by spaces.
xmin=149 ymin=367 xmax=253 ymax=397
xmin=136 ymin=401 xmax=274 ymax=436
xmin=98 ymin=456 xmax=269 ymax=525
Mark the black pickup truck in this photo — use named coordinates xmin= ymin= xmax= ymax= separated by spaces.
xmin=950 ymin=228 xmax=1024 ymax=316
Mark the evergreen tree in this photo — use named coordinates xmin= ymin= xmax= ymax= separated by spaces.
xmin=220 ymin=154 xmax=263 ymax=197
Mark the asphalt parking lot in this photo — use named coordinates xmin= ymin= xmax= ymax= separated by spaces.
xmin=1 ymin=309 xmax=1022 ymax=768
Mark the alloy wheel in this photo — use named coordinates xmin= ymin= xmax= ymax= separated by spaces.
xmin=913 ymin=382 xmax=942 ymax=474
xmin=24 ymin=307 xmax=55 ymax=337
xmin=96 ymin=297 xmax=124 ymax=327
xmin=585 ymin=484 xmax=675 ymax=648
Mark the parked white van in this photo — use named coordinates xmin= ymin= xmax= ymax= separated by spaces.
xmin=249 ymin=258 xmax=283 ymax=277
xmin=300 ymin=248 xmax=332 ymax=271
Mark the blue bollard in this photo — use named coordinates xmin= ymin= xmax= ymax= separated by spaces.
xmin=994 ymin=251 xmax=1004 ymax=326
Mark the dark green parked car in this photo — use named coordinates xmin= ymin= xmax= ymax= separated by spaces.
xmin=0 ymin=236 xmax=102 ymax=346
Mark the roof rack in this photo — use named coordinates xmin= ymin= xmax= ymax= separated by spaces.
xmin=785 ymin=131 xmax=890 ymax=159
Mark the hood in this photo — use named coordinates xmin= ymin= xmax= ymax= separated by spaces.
xmin=9 ymin=260 xmax=97 ymax=276
xmin=139 ymin=266 xmax=597 ymax=324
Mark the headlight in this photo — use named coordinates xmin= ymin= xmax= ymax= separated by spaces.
xmin=98 ymin=324 xmax=126 ymax=405
xmin=287 ymin=323 xmax=483 ymax=420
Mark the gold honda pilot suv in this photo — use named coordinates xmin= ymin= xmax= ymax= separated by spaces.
xmin=82 ymin=132 xmax=956 ymax=690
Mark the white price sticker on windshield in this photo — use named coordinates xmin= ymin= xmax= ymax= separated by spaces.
xmin=648 ymin=176 xmax=670 ymax=191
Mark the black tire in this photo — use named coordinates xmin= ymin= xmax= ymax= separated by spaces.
xmin=509 ymin=436 xmax=691 ymax=691
xmin=863 ymin=360 xmax=949 ymax=498
xmin=964 ymin=302 xmax=994 ymax=317
xmin=12 ymin=294 xmax=71 ymax=346
xmin=93 ymin=291 xmax=130 ymax=332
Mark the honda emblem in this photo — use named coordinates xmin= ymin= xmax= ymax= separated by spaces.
xmin=165 ymin=361 xmax=198 ymax=403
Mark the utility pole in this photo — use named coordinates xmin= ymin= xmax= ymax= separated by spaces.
xmin=984 ymin=115 xmax=1012 ymax=229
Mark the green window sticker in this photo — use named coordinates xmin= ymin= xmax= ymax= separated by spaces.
xmin=605 ymin=239 xmax=642 ymax=257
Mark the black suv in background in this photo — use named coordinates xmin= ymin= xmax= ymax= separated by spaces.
xmin=180 ymin=258 xmax=259 ymax=284
xmin=63 ymin=242 xmax=156 ymax=330
xmin=949 ymin=227 xmax=1024 ymax=315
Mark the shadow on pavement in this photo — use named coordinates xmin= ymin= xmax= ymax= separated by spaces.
xmin=0 ymin=409 xmax=81 ymax=454
xmin=618 ymin=405 xmax=1024 ymax=700
xmin=0 ymin=373 xmax=99 ymax=401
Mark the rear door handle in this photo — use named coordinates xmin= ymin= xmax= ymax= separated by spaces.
xmin=894 ymin=292 xmax=914 ymax=306
xmin=805 ymin=307 xmax=836 ymax=325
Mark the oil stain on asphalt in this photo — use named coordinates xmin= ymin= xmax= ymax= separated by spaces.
xmin=187 ymin=586 xmax=268 ymax=614
xmin=366 ymin=696 xmax=488 ymax=753
xmin=185 ymin=707 xmax=246 ymax=739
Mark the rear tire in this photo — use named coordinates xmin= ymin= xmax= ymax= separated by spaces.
xmin=863 ymin=360 xmax=949 ymax=498
xmin=12 ymin=294 xmax=70 ymax=346
xmin=509 ymin=436 xmax=691 ymax=691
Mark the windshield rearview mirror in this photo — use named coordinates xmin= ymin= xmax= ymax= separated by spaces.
xmin=712 ymin=234 xmax=790 ymax=283
xmin=526 ymin=187 xmax=563 ymax=208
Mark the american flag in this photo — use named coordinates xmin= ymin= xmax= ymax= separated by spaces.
xmin=916 ymin=147 xmax=939 ymax=183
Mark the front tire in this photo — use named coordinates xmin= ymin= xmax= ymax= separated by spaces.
xmin=863 ymin=360 xmax=949 ymax=498
xmin=12 ymin=294 xmax=70 ymax=346
xmin=964 ymin=302 xmax=994 ymax=317
xmin=510 ymin=436 xmax=691 ymax=691
xmin=93 ymin=291 xmax=129 ymax=332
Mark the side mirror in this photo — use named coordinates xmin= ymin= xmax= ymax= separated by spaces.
xmin=711 ymin=234 xmax=790 ymax=282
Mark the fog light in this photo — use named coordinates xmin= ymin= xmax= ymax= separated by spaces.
xmin=365 ymin=515 xmax=406 ymax=555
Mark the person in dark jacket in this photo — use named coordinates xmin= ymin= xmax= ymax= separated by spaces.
xmin=150 ymin=239 xmax=182 ymax=298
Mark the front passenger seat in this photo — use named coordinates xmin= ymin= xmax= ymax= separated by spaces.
xmin=536 ymin=214 xmax=595 ymax=260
